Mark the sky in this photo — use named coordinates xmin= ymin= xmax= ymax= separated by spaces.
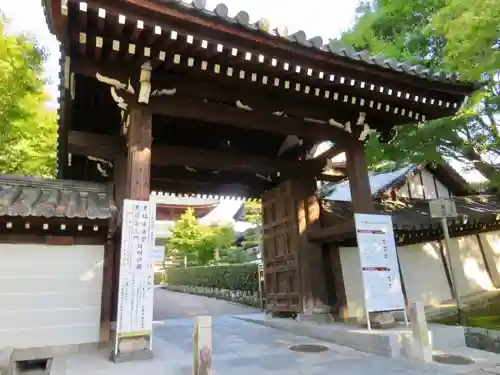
xmin=0 ymin=0 xmax=487 ymax=183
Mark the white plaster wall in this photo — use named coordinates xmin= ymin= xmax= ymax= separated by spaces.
xmin=478 ymin=230 xmax=500 ymax=287
xmin=445 ymin=235 xmax=496 ymax=296
xmin=0 ymin=244 xmax=104 ymax=349
xmin=397 ymin=242 xmax=452 ymax=305
xmin=339 ymin=232 xmax=499 ymax=319
xmin=397 ymin=169 xmax=453 ymax=199
xmin=338 ymin=246 xmax=365 ymax=320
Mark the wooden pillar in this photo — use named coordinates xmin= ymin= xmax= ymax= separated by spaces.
xmin=58 ymin=52 xmax=74 ymax=179
xmin=112 ymin=105 xmax=153 ymax=359
xmin=346 ymin=139 xmax=397 ymax=326
xmin=294 ymin=178 xmax=331 ymax=319
xmin=126 ymin=106 xmax=152 ymax=201
xmin=108 ymin=148 xmax=127 ymax=339
xmin=345 ymin=140 xmax=375 ymax=213
xmin=99 ymin=237 xmax=115 ymax=346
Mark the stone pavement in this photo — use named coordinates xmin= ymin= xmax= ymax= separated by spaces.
xmin=153 ymin=288 xmax=258 ymax=321
xmin=60 ymin=315 xmax=500 ymax=375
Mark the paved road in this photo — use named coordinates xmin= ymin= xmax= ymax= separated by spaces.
xmin=68 ymin=316 xmax=439 ymax=375
xmin=64 ymin=290 xmax=495 ymax=375
xmin=153 ymin=287 xmax=259 ymax=321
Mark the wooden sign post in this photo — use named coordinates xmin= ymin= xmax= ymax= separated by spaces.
xmin=193 ymin=316 xmax=212 ymax=375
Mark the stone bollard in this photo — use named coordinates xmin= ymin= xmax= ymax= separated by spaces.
xmin=408 ymin=302 xmax=432 ymax=363
xmin=194 ymin=316 xmax=212 ymax=375
xmin=0 ymin=347 xmax=13 ymax=375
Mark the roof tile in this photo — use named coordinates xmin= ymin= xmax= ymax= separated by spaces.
xmin=40 ymin=0 xmax=480 ymax=87
xmin=0 ymin=175 xmax=116 ymax=221
xmin=323 ymin=195 xmax=500 ymax=231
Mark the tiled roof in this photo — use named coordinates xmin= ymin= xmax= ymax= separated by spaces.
xmin=41 ymin=0 xmax=479 ymax=87
xmin=159 ymin=1 xmax=477 ymax=86
xmin=0 ymin=175 xmax=116 ymax=220
xmin=323 ymin=195 xmax=500 ymax=231
xmin=319 ymin=162 xmax=470 ymax=201
xmin=319 ymin=165 xmax=417 ymax=201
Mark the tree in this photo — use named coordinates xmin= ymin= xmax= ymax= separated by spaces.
xmin=342 ymin=0 xmax=500 ymax=187
xmin=243 ymin=200 xmax=262 ymax=225
xmin=167 ymin=208 xmax=237 ymax=266
xmin=0 ymin=13 xmax=57 ymax=177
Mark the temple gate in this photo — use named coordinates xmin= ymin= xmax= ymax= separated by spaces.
xmin=42 ymin=0 xmax=478 ymax=355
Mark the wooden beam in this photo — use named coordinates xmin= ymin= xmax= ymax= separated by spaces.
xmin=68 ymin=131 xmax=121 ymax=160
xmin=151 ymin=166 xmax=267 ymax=188
xmin=68 ymin=130 xmax=312 ymax=174
xmin=124 ymin=94 xmax=353 ymax=144
xmin=153 ymin=144 xmax=295 ymax=174
xmin=307 ymin=220 xmax=355 ymax=243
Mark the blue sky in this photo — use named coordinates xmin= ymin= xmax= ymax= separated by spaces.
xmin=0 ymin=0 xmax=487 ymax=183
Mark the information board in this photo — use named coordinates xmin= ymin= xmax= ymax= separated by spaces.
xmin=354 ymin=213 xmax=405 ymax=313
xmin=116 ymin=199 xmax=155 ymax=338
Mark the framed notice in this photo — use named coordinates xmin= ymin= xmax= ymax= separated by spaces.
xmin=116 ymin=199 xmax=155 ymax=339
xmin=354 ymin=213 xmax=405 ymax=313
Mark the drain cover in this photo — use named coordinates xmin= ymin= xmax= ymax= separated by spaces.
xmin=433 ymin=353 xmax=475 ymax=365
xmin=290 ymin=344 xmax=329 ymax=353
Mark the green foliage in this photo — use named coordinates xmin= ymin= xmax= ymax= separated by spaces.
xmin=239 ymin=226 xmax=260 ymax=253
xmin=167 ymin=263 xmax=259 ymax=291
xmin=342 ymin=0 xmax=500 ymax=187
xmin=219 ymin=245 xmax=256 ymax=264
xmin=167 ymin=208 xmax=237 ymax=266
xmin=243 ymin=200 xmax=262 ymax=225
xmin=0 ymin=13 xmax=57 ymax=177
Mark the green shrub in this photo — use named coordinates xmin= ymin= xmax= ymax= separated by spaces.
xmin=167 ymin=263 xmax=259 ymax=291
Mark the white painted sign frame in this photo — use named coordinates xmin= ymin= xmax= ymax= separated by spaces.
xmin=354 ymin=213 xmax=408 ymax=330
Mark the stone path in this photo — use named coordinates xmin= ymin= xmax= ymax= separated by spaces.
xmin=61 ymin=290 xmax=500 ymax=375
xmin=64 ymin=316 xmax=439 ymax=375
xmin=153 ymin=287 xmax=258 ymax=321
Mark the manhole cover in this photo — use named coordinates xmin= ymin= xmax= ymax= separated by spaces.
xmin=290 ymin=344 xmax=329 ymax=353
xmin=433 ymin=353 xmax=475 ymax=365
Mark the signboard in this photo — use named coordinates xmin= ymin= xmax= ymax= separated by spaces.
xmin=429 ymin=198 xmax=458 ymax=219
xmin=354 ymin=213 xmax=405 ymax=313
xmin=115 ymin=199 xmax=155 ymax=339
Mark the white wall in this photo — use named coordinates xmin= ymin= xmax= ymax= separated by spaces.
xmin=339 ymin=230 xmax=500 ymax=319
xmin=479 ymin=231 xmax=500 ymax=287
xmin=398 ymin=169 xmax=453 ymax=199
xmin=0 ymin=244 xmax=104 ymax=349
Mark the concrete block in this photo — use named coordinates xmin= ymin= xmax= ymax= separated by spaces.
xmin=405 ymin=302 xmax=433 ymax=363
xmin=49 ymin=357 xmax=65 ymax=375
xmin=0 ymin=347 xmax=13 ymax=375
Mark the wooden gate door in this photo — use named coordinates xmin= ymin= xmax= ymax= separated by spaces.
xmin=261 ymin=181 xmax=302 ymax=313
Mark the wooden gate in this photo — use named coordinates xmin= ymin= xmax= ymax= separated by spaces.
xmin=261 ymin=181 xmax=302 ymax=313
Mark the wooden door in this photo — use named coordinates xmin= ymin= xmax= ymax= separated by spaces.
xmin=261 ymin=181 xmax=302 ymax=313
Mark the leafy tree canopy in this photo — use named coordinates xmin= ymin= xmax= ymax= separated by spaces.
xmin=0 ymin=13 xmax=57 ymax=177
xmin=167 ymin=208 xmax=238 ymax=266
xmin=342 ymin=0 xmax=500 ymax=188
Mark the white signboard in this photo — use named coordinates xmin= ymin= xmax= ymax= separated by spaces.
xmin=116 ymin=199 xmax=155 ymax=338
xmin=354 ymin=213 xmax=405 ymax=313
